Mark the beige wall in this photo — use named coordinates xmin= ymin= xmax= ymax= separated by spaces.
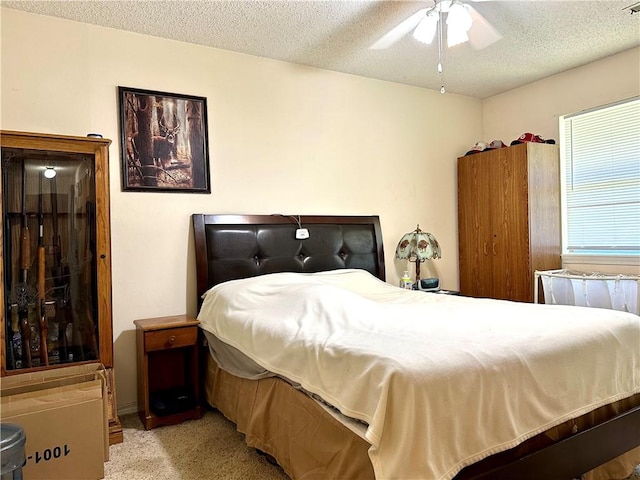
xmin=1 ymin=8 xmax=482 ymax=413
xmin=482 ymin=47 xmax=640 ymax=145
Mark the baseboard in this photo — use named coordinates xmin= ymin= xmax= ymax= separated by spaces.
xmin=117 ymin=401 xmax=138 ymax=416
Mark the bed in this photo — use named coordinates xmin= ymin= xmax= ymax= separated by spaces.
xmin=192 ymin=213 xmax=640 ymax=480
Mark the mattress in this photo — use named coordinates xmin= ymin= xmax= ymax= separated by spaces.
xmin=198 ymin=269 xmax=640 ymax=479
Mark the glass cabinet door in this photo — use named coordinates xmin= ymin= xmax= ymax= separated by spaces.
xmin=2 ymin=148 xmax=100 ymax=370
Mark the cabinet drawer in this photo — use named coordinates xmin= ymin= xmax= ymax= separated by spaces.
xmin=145 ymin=327 xmax=197 ymax=352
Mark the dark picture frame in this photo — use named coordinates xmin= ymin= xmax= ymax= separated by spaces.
xmin=118 ymin=86 xmax=210 ymax=193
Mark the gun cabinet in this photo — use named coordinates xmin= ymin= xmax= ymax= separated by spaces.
xmin=1 ymin=130 xmax=122 ymax=444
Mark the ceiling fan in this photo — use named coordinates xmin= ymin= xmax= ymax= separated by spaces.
xmin=370 ymin=0 xmax=502 ymax=51
xmin=370 ymin=0 xmax=502 ymax=94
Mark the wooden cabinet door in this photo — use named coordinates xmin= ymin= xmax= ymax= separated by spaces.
xmin=458 ymin=153 xmax=493 ymax=298
xmin=489 ymin=148 xmax=531 ymax=301
xmin=1 ymin=131 xmax=112 ymax=372
xmin=459 ymin=146 xmax=531 ymax=300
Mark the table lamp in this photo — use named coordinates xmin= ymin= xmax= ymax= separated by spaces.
xmin=395 ymin=224 xmax=441 ymax=290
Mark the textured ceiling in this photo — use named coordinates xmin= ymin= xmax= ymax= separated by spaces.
xmin=2 ymin=0 xmax=639 ymax=98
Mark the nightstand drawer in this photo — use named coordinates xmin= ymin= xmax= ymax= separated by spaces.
xmin=145 ymin=327 xmax=197 ymax=351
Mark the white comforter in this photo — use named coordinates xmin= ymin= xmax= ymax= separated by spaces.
xmin=197 ymin=269 xmax=640 ymax=480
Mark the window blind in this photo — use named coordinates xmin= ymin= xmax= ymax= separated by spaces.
xmin=561 ymin=97 xmax=640 ymax=255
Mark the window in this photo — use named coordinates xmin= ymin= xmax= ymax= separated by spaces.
xmin=559 ymin=97 xmax=640 ymax=256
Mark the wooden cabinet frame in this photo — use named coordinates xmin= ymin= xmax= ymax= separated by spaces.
xmin=1 ymin=130 xmax=122 ymax=444
xmin=457 ymin=143 xmax=561 ymax=302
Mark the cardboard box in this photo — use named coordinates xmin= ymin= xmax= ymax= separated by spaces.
xmin=1 ymin=363 xmax=109 ymax=460
xmin=1 ymin=364 xmax=108 ymax=480
xmin=1 ymin=363 xmax=107 ymax=390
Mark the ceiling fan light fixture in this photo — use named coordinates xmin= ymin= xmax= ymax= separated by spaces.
xmin=446 ymin=0 xmax=472 ymax=46
xmin=413 ymin=10 xmax=439 ymax=45
xmin=447 ymin=22 xmax=469 ymax=47
xmin=447 ymin=1 xmax=473 ymax=31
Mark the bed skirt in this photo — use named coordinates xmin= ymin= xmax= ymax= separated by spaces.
xmin=204 ymin=354 xmax=640 ymax=480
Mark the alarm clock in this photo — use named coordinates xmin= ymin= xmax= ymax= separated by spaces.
xmin=417 ymin=278 xmax=440 ymax=292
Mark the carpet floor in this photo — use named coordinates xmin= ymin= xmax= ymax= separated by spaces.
xmin=105 ymin=409 xmax=640 ymax=480
xmin=104 ymin=410 xmax=288 ymax=480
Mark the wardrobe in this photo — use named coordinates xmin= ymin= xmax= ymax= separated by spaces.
xmin=457 ymin=142 xmax=561 ymax=302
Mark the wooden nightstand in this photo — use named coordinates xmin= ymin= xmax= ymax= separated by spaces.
xmin=134 ymin=315 xmax=202 ymax=430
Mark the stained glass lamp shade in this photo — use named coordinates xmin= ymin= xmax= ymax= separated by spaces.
xmin=395 ymin=224 xmax=441 ymax=283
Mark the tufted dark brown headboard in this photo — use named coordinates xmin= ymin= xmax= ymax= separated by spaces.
xmin=192 ymin=214 xmax=386 ymax=301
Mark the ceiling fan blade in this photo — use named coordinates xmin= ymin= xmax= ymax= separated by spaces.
xmin=370 ymin=8 xmax=428 ymax=49
xmin=466 ymin=5 xmax=502 ymax=50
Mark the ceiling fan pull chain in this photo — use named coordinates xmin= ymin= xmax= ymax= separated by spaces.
xmin=438 ymin=4 xmax=446 ymax=94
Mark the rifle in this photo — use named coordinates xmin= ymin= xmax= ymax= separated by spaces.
xmin=37 ymin=174 xmax=49 ymax=366
xmin=16 ymin=160 xmax=34 ymax=368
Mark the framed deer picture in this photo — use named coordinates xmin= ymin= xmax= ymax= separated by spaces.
xmin=118 ymin=86 xmax=211 ymax=192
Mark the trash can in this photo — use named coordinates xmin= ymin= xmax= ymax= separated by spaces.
xmin=0 ymin=423 xmax=26 ymax=480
